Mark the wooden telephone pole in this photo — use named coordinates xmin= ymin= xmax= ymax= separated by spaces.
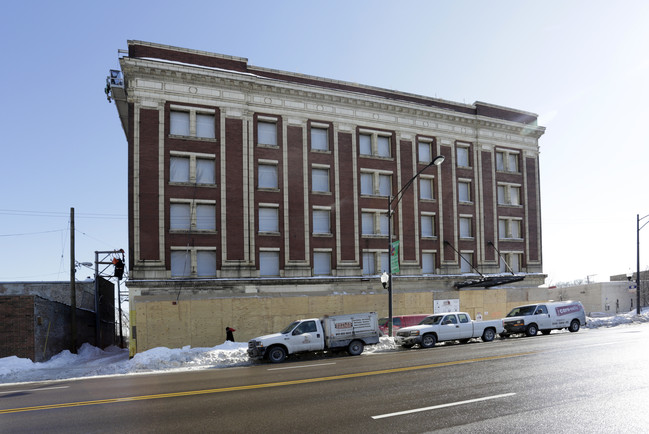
xmin=70 ymin=207 xmax=77 ymax=353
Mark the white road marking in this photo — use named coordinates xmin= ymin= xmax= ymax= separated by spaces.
xmin=0 ymin=385 xmax=69 ymax=395
xmin=372 ymin=392 xmax=516 ymax=419
xmin=268 ymin=362 xmax=336 ymax=371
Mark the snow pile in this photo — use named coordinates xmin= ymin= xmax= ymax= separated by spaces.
xmin=2 ymin=311 xmax=649 ymax=385
xmin=0 ymin=341 xmax=249 ymax=385
xmin=586 ymin=309 xmax=649 ymax=328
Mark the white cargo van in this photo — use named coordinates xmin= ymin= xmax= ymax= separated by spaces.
xmin=501 ymin=301 xmax=586 ymax=337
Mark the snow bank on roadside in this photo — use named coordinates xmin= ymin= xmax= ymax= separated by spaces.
xmin=2 ymin=310 xmax=649 ymax=385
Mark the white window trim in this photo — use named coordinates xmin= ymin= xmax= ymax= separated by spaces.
xmin=497 ymin=183 xmax=522 ymax=206
xmin=495 ymin=149 xmax=521 ymax=173
xmin=421 ymin=250 xmax=437 ymax=274
xmin=169 ymin=246 xmax=217 ymax=278
xmin=169 ymin=106 xmax=216 ymax=140
xmin=458 ymin=178 xmax=472 ymax=203
xmin=421 ymin=212 xmax=437 ymax=238
xmin=169 ymin=199 xmax=216 ymax=232
xmin=419 ymin=175 xmax=435 ymax=201
xmin=459 ymin=215 xmax=473 ymax=239
xmin=259 ymin=203 xmax=280 ymax=234
xmin=169 ymin=151 xmax=216 ymax=185
xmin=499 ymin=217 xmax=523 ymax=240
xmin=358 ymin=129 xmax=393 ymax=159
xmin=360 ymin=169 xmax=392 ymax=197
xmin=361 ymin=208 xmax=389 ymax=237
xmin=258 ymin=160 xmax=279 ymax=190
xmin=456 ymin=143 xmax=471 ymax=168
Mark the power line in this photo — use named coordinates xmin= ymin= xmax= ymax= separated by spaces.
xmin=0 ymin=209 xmax=126 ymax=219
xmin=0 ymin=229 xmax=66 ymax=237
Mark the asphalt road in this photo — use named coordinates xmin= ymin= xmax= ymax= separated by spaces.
xmin=1 ymin=324 xmax=648 ymax=433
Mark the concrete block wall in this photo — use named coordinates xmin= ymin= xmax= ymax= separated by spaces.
xmin=130 ymin=286 xmax=552 ymax=353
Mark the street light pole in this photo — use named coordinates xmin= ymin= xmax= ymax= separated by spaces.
xmin=637 ymin=214 xmax=649 ymax=314
xmin=385 ymin=155 xmax=445 ymax=337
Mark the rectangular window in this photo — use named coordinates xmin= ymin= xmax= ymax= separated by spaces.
xmin=377 ymin=136 xmax=390 ymax=157
xmin=421 ymin=214 xmax=436 ymax=237
xmin=258 ymin=121 xmax=277 ymax=146
xmin=362 ymin=252 xmax=375 ymax=275
xmin=196 ymin=158 xmax=215 ymax=184
xmin=498 ymin=184 xmax=522 ymax=206
xmin=312 ymin=167 xmax=330 ymax=193
xmin=460 ymin=252 xmax=474 ymax=274
xmin=380 ymin=252 xmax=389 ymax=274
xmin=258 ymin=163 xmax=278 ymax=189
xmin=259 ymin=251 xmax=280 ymax=276
xmin=458 ymin=181 xmax=471 ymax=203
xmin=378 ymin=174 xmax=391 ymax=196
xmin=422 ymin=252 xmax=436 ymax=274
xmin=496 ymin=150 xmax=519 ymax=173
xmin=379 ymin=213 xmax=389 ymax=235
xmin=359 ymin=133 xmax=372 ymax=155
xmin=170 ymin=203 xmax=191 ymax=230
xmin=420 ymin=177 xmax=434 ymax=200
xmin=170 ymin=111 xmax=190 ymax=136
xmin=311 ymin=127 xmax=328 ymax=151
xmin=496 ymin=152 xmax=504 ymax=171
xmin=362 ymin=211 xmax=388 ymax=236
xmin=195 ymin=204 xmax=216 ymax=231
xmin=360 ymin=173 xmax=373 ymax=195
xmin=359 ymin=131 xmax=392 ymax=158
xmin=457 ymin=146 xmax=470 ymax=167
xmin=500 ymin=253 xmax=522 ymax=273
xmin=170 ymin=154 xmax=215 ymax=185
xmin=196 ymin=250 xmax=216 ymax=277
xmin=499 ymin=218 xmax=522 ymax=239
xmin=362 ymin=212 xmax=375 ymax=235
xmin=418 ymin=141 xmax=432 ymax=163
xmin=170 ymin=156 xmax=190 ymax=183
xmin=196 ymin=113 xmax=215 ymax=139
xmin=460 ymin=217 xmax=472 ymax=238
xmin=313 ymin=251 xmax=331 ymax=275
xmin=171 ymin=250 xmax=191 ymax=277
xmin=313 ymin=209 xmax=331 ymax=234
xmin=259 ymin=206 xmax=279 ymax=233
xmin=508 ymin=154 xmax=519 ymax=173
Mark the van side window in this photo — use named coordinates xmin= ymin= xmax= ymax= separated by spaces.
xmin=458 ymin=313 xmax=470 ymax=323
xmin=393 ymin=318 xmax=402 ymax=327
xmin=535 ymin=305 xmax=548 ymax=315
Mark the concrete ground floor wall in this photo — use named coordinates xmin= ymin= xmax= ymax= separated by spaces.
xmin=127 ymin=275 xmax=549 ymax=355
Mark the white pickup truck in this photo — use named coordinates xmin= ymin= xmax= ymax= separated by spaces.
xmin=248 ymin=312 xmax=380 ymax=363
xmin=394 ymin=312 xmax=504 ymax=349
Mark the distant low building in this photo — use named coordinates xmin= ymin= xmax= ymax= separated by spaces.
xmin=548 ymin=281 xmax=636 ymax=315
xmin=0 ymin=279 xmax=115 ymax=362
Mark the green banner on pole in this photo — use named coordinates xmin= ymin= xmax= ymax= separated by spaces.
xmin=390 ymin=241 xmax=400 ymax=273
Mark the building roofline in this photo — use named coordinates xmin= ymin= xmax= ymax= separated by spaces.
xmin=125 ymin=40 xmax=540 ymax=126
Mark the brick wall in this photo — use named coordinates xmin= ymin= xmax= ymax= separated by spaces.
xmin=0 ymin=295 xmax=35 ymax=360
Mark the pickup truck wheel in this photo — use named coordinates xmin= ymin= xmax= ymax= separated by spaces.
xmin=568 ymin=320 xmax=580 ymax=333
xmin=267 ymin=346 xmax=287 ymax=363
xmin=525 ymin=324 xmax=538 ymax=337
xmin=348 ymin=340 xmax=364 ymax=356
xmin=481 ymin=328 xmax=495 ymax=342
xmin=420 ymin=334 xmax=437 ymax=349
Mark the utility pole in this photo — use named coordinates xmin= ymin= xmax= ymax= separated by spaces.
xmin=70 ymin=207 xmax=77 ymax=353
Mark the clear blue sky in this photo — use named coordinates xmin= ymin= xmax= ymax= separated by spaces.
xmin=2 ymin=0 xmax=648 ymax=285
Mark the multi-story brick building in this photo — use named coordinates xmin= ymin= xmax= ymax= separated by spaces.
xmin=107 ymin=41 xmax=546 ymax=353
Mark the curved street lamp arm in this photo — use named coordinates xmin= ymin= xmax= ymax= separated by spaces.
xmin=389 ymin=155 xmax=445 ymax=212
